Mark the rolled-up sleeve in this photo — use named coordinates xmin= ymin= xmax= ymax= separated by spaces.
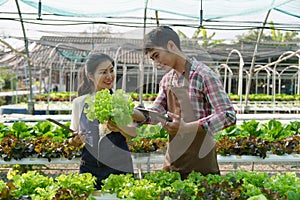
xmin=70 ymin=98 xmax=80 ymax=131
xmin=193 ymin=63 xmax=236 ymax=135
xmin=70 ymin=95 xmax=86 ymax=132
xmin=199 ymin=110 xmax=236 ymax=136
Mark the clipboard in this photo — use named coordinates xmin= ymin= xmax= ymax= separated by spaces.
xmin=136 ymin=107 xmax=172 ymax=122
xmin=46 ymin=118 xmax=75 ymax=138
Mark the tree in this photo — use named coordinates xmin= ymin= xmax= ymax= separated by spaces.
xmin=269 ymin=21 xmax=299 ymax=45
xmin=0 ymin=68 xmax=16 ymax=90
xmin=178 ymin=26 xmax=225 ymax=48
xmin=0 ymin=77 xmax=4 ymax=90
xmin=80 ymin=25 xmax=112 ymax=37
xmin=234 ymin=21 xmax=299 ymax=45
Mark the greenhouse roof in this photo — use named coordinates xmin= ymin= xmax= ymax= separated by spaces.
xmin=1 ymin=36 xmax=299 ymax=70
xmin=0 ymin=0 xmax=299 ymax=41
xmin=0 ymin=0 xmax=296 ymax=20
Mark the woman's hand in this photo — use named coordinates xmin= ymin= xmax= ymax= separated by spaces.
xmin=68 ymin=131 xmax=85 ymax=147
xmin=107 ymin=120 xmax=137 ymax=138
xmin=106 ymin=121 xmax=120 ymax=132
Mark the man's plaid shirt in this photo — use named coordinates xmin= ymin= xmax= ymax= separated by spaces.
xmin=151 ymin=60 xmax=236 ymax=135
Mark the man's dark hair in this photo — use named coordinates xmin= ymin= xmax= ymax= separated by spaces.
xmin=143 ymin=26 xmax=181 ymax=54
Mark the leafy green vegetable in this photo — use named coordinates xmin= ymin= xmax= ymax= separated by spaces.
xmin=136 ymin=124 xmax=168 ymax=139
xmin=247 ymin=194 xmax=268 ymax=200
xmin=33 ymin=121 xmax=54 ymax=137
xmin=42 ymin=132 xmax=55 ymax=138
xmin=287 ymin=191 xmax=300 ymax=200
xmin=11 ymin=121 xmax=31 ymax=139
xmin=0 ymin=179 xmax=7 ymax=193
xmin=101 ymin=173 xmax=134 ymax=195
xmin=240 ymin=120 xmax=263 ymax=138
xmin=263 ymin=173 xmax=300 ymax=197
xmin=9 ymin=170 xmax=53 ymax=198
xmin=101 ymin=170 xmax=300 ymax=199
xmin=261 ymin=119 xmax=293 ymax=141
xmin=285 ymin=121 xmax=300 ymax=135
xmin=52 ymin=121 xmax=72 ymax=138
xmin=144 ymin=170 xmax=181 ymax=188
xmin=55 ymin=173 xmax=96 ymax=194
xmin=84 ymin=89 xmax=134 ymax=126
xmin=6 ymin=170 xmax=96 ymax=199
xmin=0 ymin=123 xmax=13 ymax=141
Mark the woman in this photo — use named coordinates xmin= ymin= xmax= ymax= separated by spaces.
xmin=69 ymin=53 xmax=143 ymax=190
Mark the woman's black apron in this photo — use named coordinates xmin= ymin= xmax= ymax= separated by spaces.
xmin=79 ymin=103 xmax=133 ymax=189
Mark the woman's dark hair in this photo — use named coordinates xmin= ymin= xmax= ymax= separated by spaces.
xmin=77 ymin=53 xmax=114 ymax=96
xmin=143 ymin=26 xmax=181 ymax=55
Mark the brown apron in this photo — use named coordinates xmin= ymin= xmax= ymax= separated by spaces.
xmin=163 ymin=61 xmax=220 ymax=179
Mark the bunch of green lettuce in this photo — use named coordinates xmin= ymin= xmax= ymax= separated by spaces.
xmin=84 ymin=89 xmax=134 ymax=126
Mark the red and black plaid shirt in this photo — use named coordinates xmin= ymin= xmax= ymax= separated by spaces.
xmin=151 ymin=60 xmax=236 ymax=135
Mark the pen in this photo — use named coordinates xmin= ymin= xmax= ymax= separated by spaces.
xmin=46 ymin=118 xmax=75 ymax=138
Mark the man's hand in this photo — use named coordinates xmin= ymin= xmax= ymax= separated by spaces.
xmin=162 ymin=112 xmax=187 ymax=136
xmin=132 ymin=108 xmax=147 ymax=122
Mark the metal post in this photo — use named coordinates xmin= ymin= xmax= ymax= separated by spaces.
xmin=59 ymin=55 xmax=64 ymax=92
xmin=151 ymin=64 xmax=156 ymax=94
xmin=244 ymin=10 xmax=271 ymax=112
xmin=146 ymin=65 xmax=150 ymax=93
xmin=297 ymin=57 xmax=300 ymax=95
xmin=47 ymin=47 xmax=57 ymax=114
xmin=225 ymin=50 xmax=244 ymax=112
xmin=15 ymin=0 xmax=34 ymax=114
xmin=113 ymin=47 xmax=122 ymax=92
xmin=139 ymin=0 xmax=149 ymax=106
xmin=122 ymin=64 xmax=127 ymax=91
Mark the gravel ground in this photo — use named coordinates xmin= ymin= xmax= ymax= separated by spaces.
xmin=0 ymin=161 xmax=299 ymax=182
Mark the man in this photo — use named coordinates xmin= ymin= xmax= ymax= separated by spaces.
xmin=143 ymin=26 xmax=236 ymax=179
